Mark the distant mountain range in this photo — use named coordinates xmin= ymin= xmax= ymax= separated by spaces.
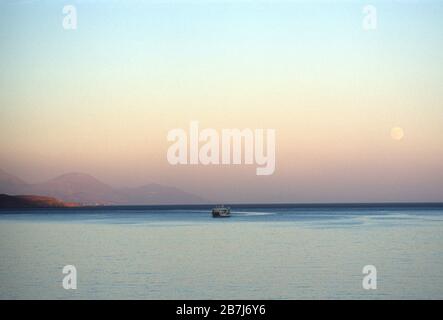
xmin=0 ymin=169 xmax=206 ymax=205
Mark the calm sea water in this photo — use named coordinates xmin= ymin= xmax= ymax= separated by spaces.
xmin=1 ymin=204 xmax=443 ymax=299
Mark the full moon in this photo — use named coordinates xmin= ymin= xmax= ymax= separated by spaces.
xmin=390 ymin=127 xmax=404 ymax=140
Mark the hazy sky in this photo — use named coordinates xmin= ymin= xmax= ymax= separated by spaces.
xmin=1 ymin=0 xmax=442 ymax=202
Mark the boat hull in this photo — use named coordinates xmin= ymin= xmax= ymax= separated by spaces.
xmin=212 ymin=208 xmax=231 ymax=218
xmin=212 ymin=212 xmax=230 ymax=218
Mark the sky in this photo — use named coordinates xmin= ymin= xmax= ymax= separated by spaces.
xmin=0 ymin=0 xmax=442 ymax=203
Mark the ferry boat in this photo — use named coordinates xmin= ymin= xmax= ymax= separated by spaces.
xmin=212 ymin=205 xmax=231 ymax=218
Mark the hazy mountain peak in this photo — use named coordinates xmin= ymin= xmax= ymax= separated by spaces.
xmin=0 ymin=169 xmax=28 ymax=194
xmin=0 ymin=168 xmax=27 ymax=185
xmin=47 ymin=172 xmax=105 ymax=185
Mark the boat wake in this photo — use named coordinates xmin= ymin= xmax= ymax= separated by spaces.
xmin=231 ymin=211 xmax=277 ymax=216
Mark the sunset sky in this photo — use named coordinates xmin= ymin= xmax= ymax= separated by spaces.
xmin=1 ymin=0 xmax=442 ymax=203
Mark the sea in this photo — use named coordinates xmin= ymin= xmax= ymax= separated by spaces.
xmin=0 ymin=203 xmax=442 ymax=299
